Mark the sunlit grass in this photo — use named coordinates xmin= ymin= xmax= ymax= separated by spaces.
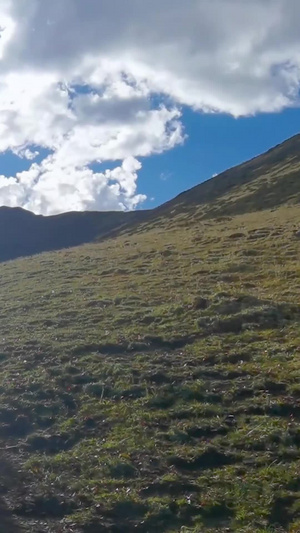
xmin=0 ymin=204 xmax=299 ymax=531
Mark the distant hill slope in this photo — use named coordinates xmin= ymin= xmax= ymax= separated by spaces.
xmin=0 ymin=133 xmax=300 ymax=261
xmin=0 ymin=207 xmax=146 ymax=262
xmin=155 ymin=133 xmax=300 ymax=220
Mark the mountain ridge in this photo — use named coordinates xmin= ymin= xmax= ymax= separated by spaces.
xmin=0 ymin=207 xmax=147 ymax=262
xmin=154 ymin=132 xmax=300 ymax=218
xmin=0 ymin=132 xmax=300 ymax=261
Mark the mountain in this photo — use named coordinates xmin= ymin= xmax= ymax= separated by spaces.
xmin=1 ymin=134 xmax=300 ymax=262
xmin=155 ymin=133 xmax=300 ymax=220
xmin=0 ymin=134 xmax=300 ymax=531
xmin=0 ymin=206 xmax=147 ymax=262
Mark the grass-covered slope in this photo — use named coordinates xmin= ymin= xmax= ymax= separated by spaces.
xmin=0 ymin=202 xmax=300 ymax=532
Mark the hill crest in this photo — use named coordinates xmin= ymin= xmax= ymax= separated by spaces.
xmin=0 ymin=133 xmax=300 ymax=261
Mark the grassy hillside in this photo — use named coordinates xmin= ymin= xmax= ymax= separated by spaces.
xmin=0 ymin=199 xmax=300 ymax=531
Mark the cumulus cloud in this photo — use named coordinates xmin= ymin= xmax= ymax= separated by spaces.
xmin=0 ymin=0 xmax=299 ymax=214
xmin=2 ymin=155 xmax=145 ymax=215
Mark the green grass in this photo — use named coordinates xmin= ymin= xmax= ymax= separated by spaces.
xmin=0 ymin=204 xmax=300 ymax=532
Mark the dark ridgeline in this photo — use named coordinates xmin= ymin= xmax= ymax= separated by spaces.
xmin=0 ymin=133 xmax=300 ymax=262
xmin=154 ymin=133 xmax=300 ymax=217
xmin=0 ymin=207 xmax=146 ymax=262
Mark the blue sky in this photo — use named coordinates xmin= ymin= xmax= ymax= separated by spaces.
xmin=2 ymin=106 xmax=299 ymax=213
xmin=0 ymin=147 xmax=52 ymax=176
xmin=138 ymin=106 xmax=300 ymax=209
xmin=0 ymin=1 xmax=300 ymax=215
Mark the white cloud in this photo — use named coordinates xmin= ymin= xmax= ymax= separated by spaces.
xmin=160 ymin=171 xmax=173 ymax=182
xmin=0 ymin=0 xmax=299 ymax=214
xmin=1 ymin=156 xmax=146 ymax=215
xmin=16 ymin=148 xmax=39 ymax=160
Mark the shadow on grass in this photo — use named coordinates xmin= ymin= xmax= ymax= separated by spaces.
xmin=0 ymin=455 xmax=25 ymax=533
xmin=0 ymin=504 xmax=24 ymax=533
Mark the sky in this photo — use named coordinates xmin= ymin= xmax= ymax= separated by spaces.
xmin=0 ymin=1 xmax=299 ymax=215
